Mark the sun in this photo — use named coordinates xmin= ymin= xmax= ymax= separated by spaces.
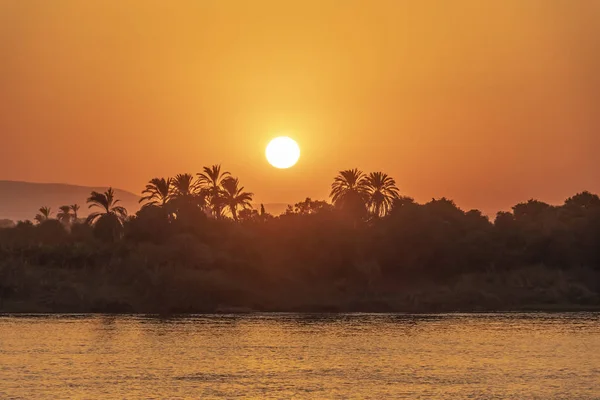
xmin=266 ymin=136 xmax=300 ymax=169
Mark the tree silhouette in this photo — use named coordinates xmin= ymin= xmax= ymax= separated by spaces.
xmin=197 ymin=164 xmax=231 ymax=218
xmin=564 ymin=191 xmax=600 ymax=210
xmin=86 ymin=188 xmax=127 ymax=241
xmin=512 ymin=199 xmax=554 ymax=223
xmin=34 ymin=206 xmax=52 ymax=224
xmin=330 ymin=169 xmax=369 ymax=220
xmin=140 ymin=177 xmax=172 ymax=208
xmin=171 ymin=173 xmax=199 ymax=199
xmin=5 ymin=169 xmax=600 ymax=314
xmin=365 ymin=172 xmax=400 ymax=217
xmin=220 ymin=177 xmax=253 ymax=221
xmin=391 ymin=196 xmax=416 ymax=211
xmin=86 ymin=188 xmax=127 ymax=224
xmin=0 ymin=219 xmax=14 ymax=229
xmin=239 ymin=203 xmax=273 ymax=223
xmin=238 ymin=208 xmax=260 ymax=222
xmin=169 ymin=173 xmax=206 ymax=223
xmin=70 ymin=204 xmax=80 ymax=221
xmin=57 ymin=205 xmax=73 ymax=225
xmin=330 ymin=169 xmax=368 ymax=203
xmin=285 ymin=198 xmax=332 ymax=215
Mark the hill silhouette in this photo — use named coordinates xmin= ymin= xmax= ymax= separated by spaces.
xmin=0 ymin=181 xmax=290 ymax=222
xmin=0 ymin=181 xmax=141 ymax=221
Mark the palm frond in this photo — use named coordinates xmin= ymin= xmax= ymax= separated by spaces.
xmin=197 ymin=164 xmax=231 ymax=187
xmin=111 ymin=206 xmax=128 ymax=219
xmin=86 ymin=212 xmax=102 ymax=225
xmin=87 ymin=191 xmax=109 ymax=211
xmin=38 ymin=206 xmax=52 ymax=218
xmin=172 ymin=173 xmax=198 ymax=197
xmin=140 ymin=177 xmax=172 ymax=206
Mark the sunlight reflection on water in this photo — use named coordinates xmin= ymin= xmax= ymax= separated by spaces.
xmin=1 ymin=313 xmax=599 ymax=399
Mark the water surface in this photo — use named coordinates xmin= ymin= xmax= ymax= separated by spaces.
xmin=1 ymin=313 xmax=599 ymax=399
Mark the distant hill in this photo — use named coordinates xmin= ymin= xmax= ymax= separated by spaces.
xmin=0 ymin=181 xmax=291 ymax=222
xmin=0 ymin=181 xmax=141 ymax=222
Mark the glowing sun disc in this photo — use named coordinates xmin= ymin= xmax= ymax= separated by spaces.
xmin=266 ymin=136 xmax=300 ymax=169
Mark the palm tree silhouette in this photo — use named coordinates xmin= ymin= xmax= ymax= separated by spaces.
xmin=70 ymin=204 xmax=80 ymax=221
xmin=220 ymin=177 xmax=253 ymax=221
xmin=34 ymin=206 xmax=52 ymax=224
xmin=365 ymin=172 xmax=400 ymax=217
xmin=86 ymin=188 xmax=128 ymax=225
xmin=57 ymin=205 xmax=73 ymax=225
xmin=170 ymin=173 xmax=205 ymax=218
xmin=330 ymin=169 xmax=369 ymax=205
xmin=171 ymin=173 xmax=199 ymax=199
xmin=197 ymin=164 xmax=231 ymax=218
xmin=140 ymin=177 xmax=172 ymax=207
xmin=330 ymin=169 xmax=370 ymax=223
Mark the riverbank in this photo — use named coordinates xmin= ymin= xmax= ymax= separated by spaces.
xmin=2 ymin=263 xmax=598 ymax=314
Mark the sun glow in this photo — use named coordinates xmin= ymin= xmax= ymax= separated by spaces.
xmin=265 ymin=137 xmax=300 ymax=169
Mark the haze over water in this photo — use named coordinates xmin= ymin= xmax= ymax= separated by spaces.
xmin=1 ymin=313 xmax=599 ymax=399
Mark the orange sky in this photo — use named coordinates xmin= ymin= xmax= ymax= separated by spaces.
xmin=1 ymin=1 xmax=599 ymax=214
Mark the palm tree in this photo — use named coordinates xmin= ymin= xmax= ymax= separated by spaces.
xmin=86 ymin=188 xmax=128 ymax=226
xmin=330 ymin=169 xmax=368 ymax=204
xmin=220 ymin=177 xmax=253 ymax=221
xmin=330 ymin=168 xmax=369 ymax=205
xmin=329 ymin=169 xmax=370 ymax=223
xmin=140 ymin=177 xmax=172 ymax=207
xmin=365 ymin=172 xmax=400 ymax=217
xmin=57 ymin=205 xmax=73 ymax=225
xmin=197 ymin=164 xmax=231 ymax=218
xmin=170 ymin=173 xmax=205 ymax=219
xmin=34 ymin=206 xmax=52 ymax=224
xmin=70 ymin=204 xmax=80 ymax=221
xmin=171 ymin=173 xmax=199 ymax=199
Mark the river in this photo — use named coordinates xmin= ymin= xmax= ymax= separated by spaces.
xmin=1 ymin=313 xmax=599 ymax=399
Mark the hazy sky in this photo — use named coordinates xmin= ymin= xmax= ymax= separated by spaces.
xmin=1 ymin=1 xmax=599 ymax=214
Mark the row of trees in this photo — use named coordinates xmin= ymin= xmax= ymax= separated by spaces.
xmin=34 ymin=205 xmax=80 ymax=225
xmin=2 ymin=165 xmax=599 ymax=312
xmin=139 ymin=165 xmax=253 ymax=221
xmin=10 ymin=165 xmax=600 ymax=273
xmin=136 ymin=166 xmax=401 ymax=221
xmin=23 ymin=165 xmax=600 ymax=242
xmin=28 ymin=166 xmax=401 ymax=239
xmin=330 ymin=169 xmax=399 ymax=218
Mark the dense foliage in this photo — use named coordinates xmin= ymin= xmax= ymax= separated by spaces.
xmin=0 ymin=166 xmax=599 ymax=313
